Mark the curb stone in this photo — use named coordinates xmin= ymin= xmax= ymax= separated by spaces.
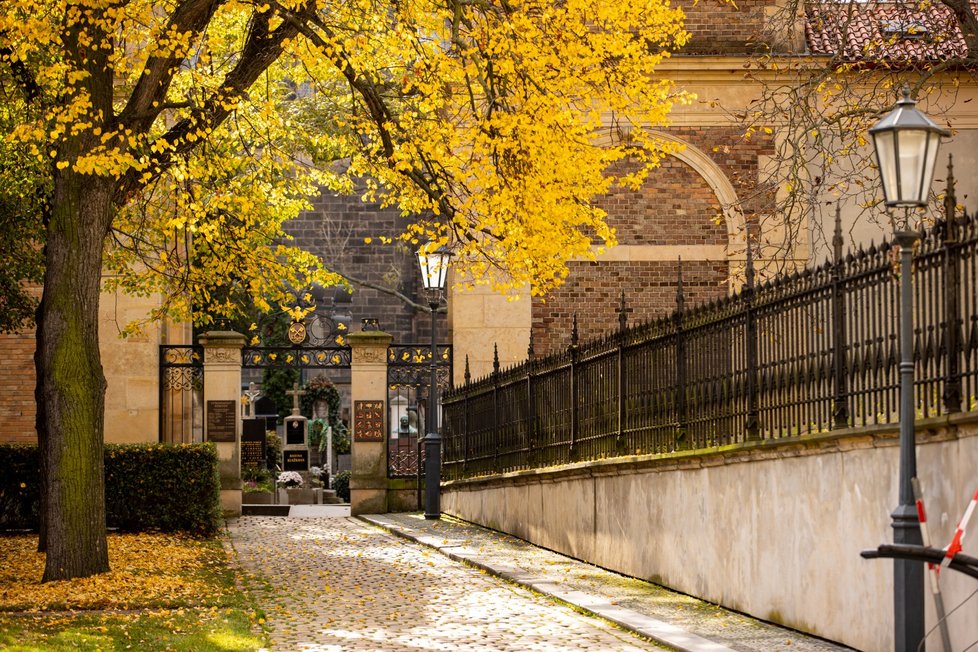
xmin=361 ymin=514 xmax=739 ymax=652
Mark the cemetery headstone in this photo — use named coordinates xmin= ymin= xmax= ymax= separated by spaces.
xmin=283 ymin=449 xmax=309 ymax=471
xmin=241 ymin=419 xmax=267 ymax=469
xmin=282 ymin=382 xmax=309 ymax=471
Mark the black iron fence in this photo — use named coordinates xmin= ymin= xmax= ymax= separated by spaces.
xmin=442 ymin=199 xmax=978 ymax=480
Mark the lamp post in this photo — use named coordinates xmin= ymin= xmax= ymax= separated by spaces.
xmin=417 ymin=243 xmax=452 ymax=520
xmin=869 ymin=86 xmax=948 ymax=652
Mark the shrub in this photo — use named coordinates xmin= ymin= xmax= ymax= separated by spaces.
xmin=265 ymin=431 xmax=282 ymax=470
xmin=332 ymin=470 xmax=351 ymax=502
xmin=242 ymin=467 xmax=273 ymax=493
xmin=0 ymin=443 xmax=221 ymax=534
xmin=104 ymin=443 xmax=221 ymax=534
xmin=0 ymin=445 xmax=40 ymax=530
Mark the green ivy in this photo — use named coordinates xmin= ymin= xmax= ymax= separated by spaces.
xmin=301 ymin=375 xmax=350 ymax=454
xmin=0 ymin=443 xmax=221 ymax=534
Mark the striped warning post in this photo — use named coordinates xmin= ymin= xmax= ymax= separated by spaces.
xmin=912 ymin=478 xmax=953 ymax=652
xmin=942 ymin=486 xmax=978 ymax=571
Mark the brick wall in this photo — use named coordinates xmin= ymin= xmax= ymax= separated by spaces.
xmin=680 ymin=0 xmax=771 ymax=54
xmin=597 ymin=156 xmax=726 ymax=247
xmin=531 ymin=260 xmax=728 ymax=356
xmin=0 ymin=328 xmax=37 ymax=442
xmin=529 ymin=126 xmax=776 ymax=357
xmin=668 ymin=126 xmax=776 ymax=223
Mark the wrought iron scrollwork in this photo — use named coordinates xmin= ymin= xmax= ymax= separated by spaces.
xmin=387 ymin=344 xmax=452 ymax=389
xmin=242 ymin=346 xmax=352 ymax=369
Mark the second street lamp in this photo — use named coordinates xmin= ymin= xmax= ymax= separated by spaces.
xmin=869 ymin=86 xmax=948 ymax=652
xmin=417 ymin=243 xmax=452 ymax=520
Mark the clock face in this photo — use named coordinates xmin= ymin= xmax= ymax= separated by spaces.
xmin=288 ymin=321 xmax=307 ymax=345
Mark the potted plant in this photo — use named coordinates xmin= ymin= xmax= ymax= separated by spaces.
xmin=242 ymin=468 xmax=274 ymax=504
xmin=277 ymin=471 xmax=311 ymax=504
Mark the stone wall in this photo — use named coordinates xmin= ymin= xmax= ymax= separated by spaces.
xmin=0 ymin=287 xmax=162 ymax=444
xmin=442 ymin=414 xmax=978 ymax=652
xmin=285 ymin=181 xmax=446 ymax=345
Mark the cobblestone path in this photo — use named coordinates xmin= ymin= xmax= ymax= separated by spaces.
xmin=230 ymin=516 xmax=666 ymax=651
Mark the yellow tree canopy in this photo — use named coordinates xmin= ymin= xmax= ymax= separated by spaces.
xmin=1 ymin=0 xmax=691 ymax=325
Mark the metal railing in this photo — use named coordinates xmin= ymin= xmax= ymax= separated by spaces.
xmin=159 ymin=345 xmax=204 ymax=444
xmin=443 ymin=195 xmax=978 ymax=480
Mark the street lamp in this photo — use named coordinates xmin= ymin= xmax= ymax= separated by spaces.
xmin=869 ymin=86 xmax=948 ymax=652
xmin=417 ymin=242 xmax=452 ymax=520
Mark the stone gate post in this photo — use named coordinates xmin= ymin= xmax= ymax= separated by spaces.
xmin=198 ymin=330 xmax=246 ymax=517
xmin=347 ymin=330 xmax=392 ymax=515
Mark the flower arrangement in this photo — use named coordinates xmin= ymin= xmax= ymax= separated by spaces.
xmin=276 ymin=471 xmax=304 ymax=488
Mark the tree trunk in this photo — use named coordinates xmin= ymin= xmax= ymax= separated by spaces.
xmin=39 ymin=171 xmax=113 ymax=581
xmin=35 ymin=292 xmax=47 ymax=553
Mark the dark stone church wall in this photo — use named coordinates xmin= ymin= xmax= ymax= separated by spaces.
xmin=284 ymin=185 xmax=447 ymax=347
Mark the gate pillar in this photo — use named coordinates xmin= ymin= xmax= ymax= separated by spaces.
xmin=348 ymin=330 xmax=393 ymax=515
xmin=199 ymin=330 xmax=246 ymax=517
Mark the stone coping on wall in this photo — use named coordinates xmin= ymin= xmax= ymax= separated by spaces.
xmin=442 ymin=411 xmax=978 ymax=489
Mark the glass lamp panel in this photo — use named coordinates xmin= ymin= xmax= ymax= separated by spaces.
xmin=417 ymin=250 xmax=450 ymax=290
xmin=918 ymin=131 xmax=943 ymax=206
xmin=896 ymin=129 xmax=926 ymax=206
xmin=873 ymin=130 xmax=898 ymax=205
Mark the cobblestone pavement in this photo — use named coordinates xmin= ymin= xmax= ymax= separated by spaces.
xmin=364 ymin=514 xmax=854 ymax=652
xmin=229 ymin=515 xmax=670 ymax=651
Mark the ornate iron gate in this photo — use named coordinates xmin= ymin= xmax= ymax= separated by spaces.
xmin=387 ymin=344 xmax=452 ymax=478
xmin=159 ymin=345 xmax=203 ymax=444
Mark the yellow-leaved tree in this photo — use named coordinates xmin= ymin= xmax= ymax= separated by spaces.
xmin=0 ymin=0 xmax=689 ymax=580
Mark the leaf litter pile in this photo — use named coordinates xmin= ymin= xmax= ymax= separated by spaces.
xmin=0 ymin=533 xmax=234 ymax=612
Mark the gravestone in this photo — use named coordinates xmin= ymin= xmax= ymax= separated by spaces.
xmin=285 ymin=417 xmax=306 ymax=446
xmin=241 ymin=419 xmax=266 ymax=470
xmin=283 ymin=449 xmax=309 ymax=471
xmin=254 ymin=395 xmax=277 ymax=422
xmin=282 ymin=382 xmax=309 ymax=471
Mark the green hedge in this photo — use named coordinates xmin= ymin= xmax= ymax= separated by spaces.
xmin=0 ymin=444 xmax=40 ymax=531
xmin=0 ymin=443 xmax=221 ymax=534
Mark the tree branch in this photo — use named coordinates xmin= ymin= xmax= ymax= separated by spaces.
xmin=336 ymin=269 xmax=443 ymax=313
xmin=114 ymin=1 xmax=315 ymax=202
xmin=116 ymin=0 xmax=227 ymax=135
xmin=0 ymin=40 xmax=42 ymax=102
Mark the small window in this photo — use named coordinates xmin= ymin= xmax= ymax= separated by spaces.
xmin=879 ymin=19 xmax=929 ymax=40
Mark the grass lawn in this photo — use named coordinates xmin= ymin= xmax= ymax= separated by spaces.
xmin=0 ymin=532 xmax=265 ymax=651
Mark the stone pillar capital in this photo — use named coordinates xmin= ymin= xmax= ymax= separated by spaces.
xmin=348 ymin=331 xmax=393 ymax=365
xmin=198 ymin=330 xmax=247 ymax=365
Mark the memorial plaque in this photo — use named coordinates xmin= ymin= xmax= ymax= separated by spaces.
xmin=283 ymin=449 xmax=309 ymax=471
xmin=354 ymin=400 xmax=385 ymax=442
xmin=285 ymin=418 xmax=307 ymax=446
xmin=206 ymin=400 xmax=236 ymax=442
xmin=241 ymin=419 xmax=267 ymax=469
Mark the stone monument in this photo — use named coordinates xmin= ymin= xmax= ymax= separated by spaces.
xmin=282 ymin=382 xmax=309 ymax=472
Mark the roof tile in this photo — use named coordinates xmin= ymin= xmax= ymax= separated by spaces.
xmin=805 ymin=2 xmax=968 ymax=61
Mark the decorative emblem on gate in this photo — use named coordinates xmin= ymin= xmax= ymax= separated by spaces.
xmin=287 ymin=321 xmax=307 ymax=345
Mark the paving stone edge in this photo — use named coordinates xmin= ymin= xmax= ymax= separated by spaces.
xmin=359 ymin=514 xmax=738 ymax=652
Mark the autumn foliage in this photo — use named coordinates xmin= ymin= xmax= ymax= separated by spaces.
xmin=1 ymin=0 xmax=690 ymax=580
